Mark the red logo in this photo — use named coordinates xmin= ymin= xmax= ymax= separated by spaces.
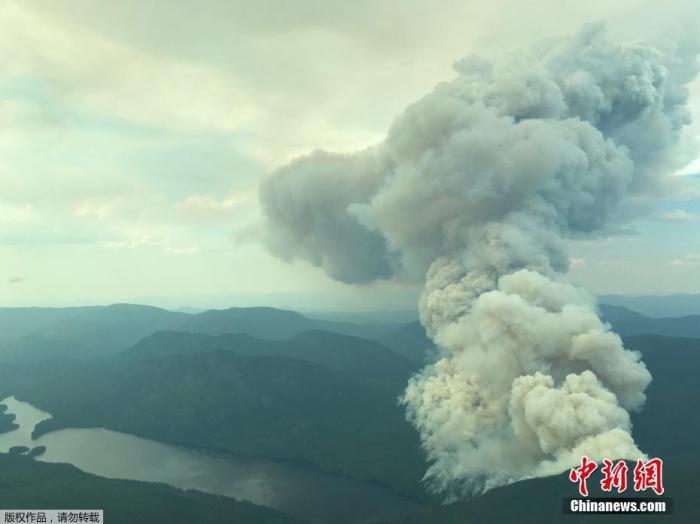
xmin=600 ymin=459 xmax=628 ymax=493
xmin=633 ymin=458 xmax=664 ymax=495
xmin=569 ymin=457 xmax=664 ymax=496
xmin=569 ymin=456 xmax=597 ymax=496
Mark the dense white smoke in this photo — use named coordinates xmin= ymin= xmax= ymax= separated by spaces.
xmin=259 ymin=25 xmax=698 ymax=497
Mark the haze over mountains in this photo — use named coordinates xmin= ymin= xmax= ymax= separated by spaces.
xmin=599 ymin=305 xmax=700 ymax=339
xmin=0 ymin=296 xmax=695 ymax=365
xmin=0 ymin=305 xmax=414 ymax=364
xmin=601 ymin=293 xmax=700 ymax=318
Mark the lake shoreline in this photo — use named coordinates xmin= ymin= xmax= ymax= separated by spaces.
xmin=0 ymin=396 xmax=425 ymax=524
xmin=9 ymin=392 xmax=428 ymax=504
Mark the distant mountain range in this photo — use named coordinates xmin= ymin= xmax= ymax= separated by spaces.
xmin=0 ymin=302 xmax=696 ymax=366
xmin=0 ymin=302 xmax=696 ymax=369
xmin=599 ymin=304 xmax=700 ymax=339
xmin=601 ymin=293 xmax=700 ymax=317
xmin=0 ymin=305 xmax=410 ymax=363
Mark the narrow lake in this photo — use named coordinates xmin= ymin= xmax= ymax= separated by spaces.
xmin=0 ymin=396 xmax=422 ymax=523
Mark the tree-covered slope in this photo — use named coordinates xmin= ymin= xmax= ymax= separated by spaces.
xmin=128 ymin=329 xmax=418 ymax=388
xmin=0 ymin=453 xmax=302 ymax=524
xmin=0 ymin=403 xmax=18 ymax=433
xmin=1 ymin=332 xmax=696 ymax=517
xmin=0 ymin=350 xmax=426 ymax=498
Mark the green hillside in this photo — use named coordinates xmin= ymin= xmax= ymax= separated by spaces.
xmin=0 ymin=350 xmax=426 ymax=498
xmin=0 ymin=331 xmax=697 ymax=521
xmin=128 ymin=329 xmax=418 ymax=388
xmin=0 ymin=453 xmax=302 ymax=524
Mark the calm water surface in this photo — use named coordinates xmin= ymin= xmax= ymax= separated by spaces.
xmin=0 ymin=396 xmax=422 ymax=523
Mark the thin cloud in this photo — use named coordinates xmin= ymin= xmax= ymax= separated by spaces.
xmin=669 ymin=254 xmax=700 ymax=267
xmin=570 ymin=258 xmax=586 ymax=269
xmin=656 ymin=209 xmax=699 ymax=222
xmin=164 ymin=246 xmax=200 ymax=255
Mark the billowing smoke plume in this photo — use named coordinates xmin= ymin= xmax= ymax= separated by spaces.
xmin=259 ymin=25 xmax=698 ymax=497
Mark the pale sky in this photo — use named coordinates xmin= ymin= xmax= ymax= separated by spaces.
xmin=0 ymin=0 xmax=698 ymax=309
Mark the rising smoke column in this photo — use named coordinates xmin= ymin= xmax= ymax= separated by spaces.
xmin=259 ymin=25 xmax=698 ymax=497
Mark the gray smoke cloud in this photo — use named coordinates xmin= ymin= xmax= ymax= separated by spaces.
xmin=259 ymin=24 xmax=699 ymax=497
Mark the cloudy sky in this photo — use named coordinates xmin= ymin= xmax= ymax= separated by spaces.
xmin=0 ymin=0 xmax=698 ymax=309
